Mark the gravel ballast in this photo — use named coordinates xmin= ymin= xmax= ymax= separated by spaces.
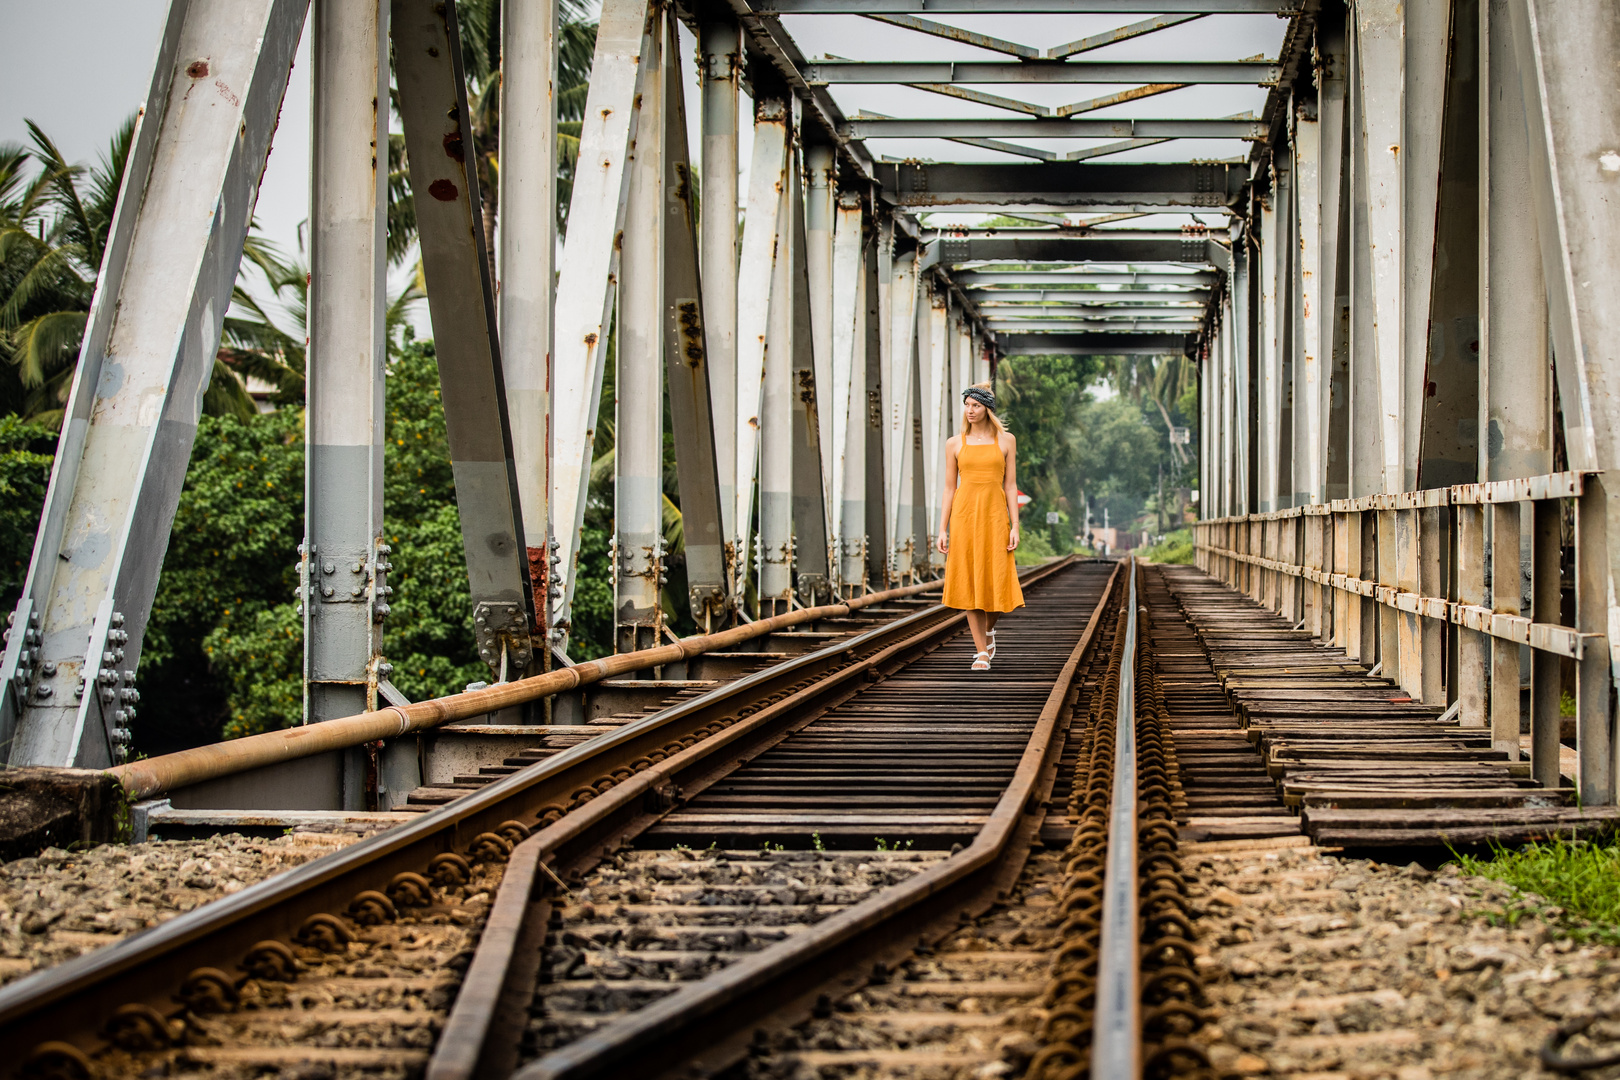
xmin=1190 ymin=842 xmax=1620 ymax=1079
xmin=0 ymin=832 xmax=363 ymax=988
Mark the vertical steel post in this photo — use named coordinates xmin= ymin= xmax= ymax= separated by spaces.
xmin=1318 ymin=8 xmax=1351 ymax=502
xmin=838 ymin=215 xmax=870 ymax=595
xmin=498 ymin=0 xmax=559 ymax=641
xmin=1531 ymin=498 xmax=1562 ymax=786
xmin=1355 ymin=0 xmax=1406 ymax=495
xmin=1456 ymin=502 xmax=1488 ymax=727
xmin=732 ymin=98 xmax=789 ymax=563
xmin=786 ymin=147 xmax=832 ymax=604
xmin=614 ymin=14 xmax=665 ymax=654
xmin=1489 ymin=501 xmax=1522 ymax=757
xmin=549 ymin=0 xmax=653 ymax=644
xmin=1230 ymin=222 xmax=1252 ymax=515
xmin=920 ymin=285 xmax=948 ymax=565
xmin=862 ymin=232 xmax=888 ymax=587
xmin=699 ymin=15 xmax=740 ymax=557
xmin=1505 ymin=0 xmax=1620 ymax=764
xmin=1402 ymin=0 xmax=1451 ymax=492
xmin=758 ymin=158 xmax=797 ymax=615
xmin=829 ymin=193 xmax=864 ymax=579
xmin=1418 ymin=0 xmax=1481 ymax=489
xmin=887 ymin=251 xmax=920 ymax=579
xmin=1292 ymin=96 xmax=1324 ymax=506
xmin=1576 ymin=478 xmax=1612 ymax=803
xmin=1481 ymin=0 xmax=1551 ymax=486
xmin=305 ymin=0 xmax=389 ymax=728
xmin=1 ymin=0 xmax=308 ymax=766
xmin=658 ymin=14 xmax=728 ymax=629
xmin=1258 ymin=193 xmax=1280 ymax=513
xmin=803 ymin=142 xmax=838 ymax=495
xmin=1273 ymin=156 xmax=1295 ymax=507
xmin=1346 ymin=21 xmax=1382 ymax=501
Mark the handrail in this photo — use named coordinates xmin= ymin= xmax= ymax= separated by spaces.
xmin=108 ymin=579 xmax=943 ymax=799
xmin=1093 ymin=556 xmax=1140 ymax=1077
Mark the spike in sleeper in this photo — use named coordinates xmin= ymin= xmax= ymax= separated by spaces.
xmin=972 ymin=650 xmax=991 ymax=671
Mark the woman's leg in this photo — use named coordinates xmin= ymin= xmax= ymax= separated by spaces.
xmin=985 ymin=612 xmax=1001 ymax=634
xmin=965 ymin=609 xmax=989 ymax=655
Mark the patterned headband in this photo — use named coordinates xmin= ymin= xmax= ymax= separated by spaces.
xmin=962 ymin=387 xmax=996 ymax=411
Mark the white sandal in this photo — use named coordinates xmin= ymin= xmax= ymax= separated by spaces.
xmin=986 ymin=629 xmax=997 ymax=659
xmin=971 ymin=650 xmax=992 ymax=671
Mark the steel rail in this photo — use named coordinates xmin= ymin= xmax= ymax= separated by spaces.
xmin=109 ymin=579 xmax=942 ymax=801
xmin=0 ymin=561 xmax=1068 ymax=1070
xmin=1093 ymin=557 xmax=1141 ymax=1077
xmin=472 ymin=560 xmax=1123 ymax=1080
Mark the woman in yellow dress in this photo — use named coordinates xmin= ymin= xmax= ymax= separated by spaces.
xmin=937 ymin=382 xmax=1025 ymax=670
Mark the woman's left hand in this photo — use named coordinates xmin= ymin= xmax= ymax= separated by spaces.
xmin=1007 ymin=525 xmax=1020 ymax=552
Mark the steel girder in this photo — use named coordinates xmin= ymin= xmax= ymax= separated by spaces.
xmin=700 ymin=15 xmax=742 ymax=560
xmin=830 ymin=196 xmax=868 ymax=591
xmin=733 ymin=99 xmax=790 ymax=561
xmin=614 ymin=9 xmax=730 ymax=648
xmin=549 ymin=0 xmax=652 ymax=650
xmin=2 ymin=0 xmax=308 ymax=767
xmin=1507 ymin=0 xmax=1620 ymax=742
xmin=875 ymin=162 xmax=1247 ymax=210
xmin=498 ymin=0 xmax=561 ymax=643
xmin=997 ymin=333 xmax=1192 ymax=356
xmin=304 ymin=0 xmax=390 ymax=731
xmin=613 ymin=11 xmax=668 ymax=654
xmin=394 ymin=0 xmax=539 ymax=679
xmin=884 ymin=249 xmax=921 ymax=580
xmin=754 ymin=1 xmax=1297 ymax=11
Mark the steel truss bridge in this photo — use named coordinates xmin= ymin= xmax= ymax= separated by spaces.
xmin=4 ymin=0 xmax=1620 ymax=808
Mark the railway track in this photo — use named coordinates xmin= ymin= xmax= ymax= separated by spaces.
xmin=0 ymin=558 xmax=1112 ymax=1080
xmin=34 ymin=557 xmax=1516 ymax=1080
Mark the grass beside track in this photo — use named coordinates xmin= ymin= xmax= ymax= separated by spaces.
xmin=1452 ymin=836 xmax=1620 ymax=942
xmin=1137 ymin=528 xmax=1194 ymax=564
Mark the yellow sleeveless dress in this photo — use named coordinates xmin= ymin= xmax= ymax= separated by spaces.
xmin=942 ymin=441 xmax=1026 ymax=613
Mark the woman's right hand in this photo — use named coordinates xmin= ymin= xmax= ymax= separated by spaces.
xmin=935 ymin=531 xmax=948 ymax=555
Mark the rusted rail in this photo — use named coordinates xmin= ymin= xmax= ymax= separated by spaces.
xmin=2 ymin=563 xmax=1079 ymax=1078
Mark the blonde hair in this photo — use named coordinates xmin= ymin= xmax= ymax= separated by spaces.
xmin=959 ymin=381 xmax=1007 ymax=440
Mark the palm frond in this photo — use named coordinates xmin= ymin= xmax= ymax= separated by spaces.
xmin=8 ymin=308 xmax=86 ymax=387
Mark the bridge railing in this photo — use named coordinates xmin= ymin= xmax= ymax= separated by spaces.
xmin=1194 ymin=471 xmax=1615 ymax=806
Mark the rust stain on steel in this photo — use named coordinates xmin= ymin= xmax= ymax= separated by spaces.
xmin=676 ymin=301 xmax=704 ymax=368
xmin=428 ymin=178 xmax=459 ymax=201
xmin=443 ymin=129 xmax=466 ymax=163
xmin=186 ymin=60 xmax=209 ymax=78
xmin=584 ymin=332 xmax=599 ymax=347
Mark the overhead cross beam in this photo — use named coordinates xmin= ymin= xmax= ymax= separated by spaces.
xmin=875 ymin=162 xmax=1248 ymax=209
xmin=754 ymin=0 xmax=1297 ymax=12
xmin=805 ymin=60 xmax=1280 ymax=84
xmin=846 ymin=118 xmax=1265 ymax=140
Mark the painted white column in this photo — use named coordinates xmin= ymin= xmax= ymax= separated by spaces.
xmin=498 ymin=0 xmax=558 ymax=635
xmin=699 ymin=15 xmax=740 ymax=547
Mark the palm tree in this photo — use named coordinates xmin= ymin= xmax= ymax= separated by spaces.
xmin=0 ymin=119 xmax=260 ymax=424
xmin=221 ymin=239 xmax=426 ymax=409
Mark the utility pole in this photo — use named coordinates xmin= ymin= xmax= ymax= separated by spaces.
xmin=1158 ymin=464 xmax=1165 ymax=537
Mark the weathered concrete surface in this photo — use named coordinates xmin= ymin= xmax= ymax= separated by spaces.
xmin=0 ymin=767 xmax=123 ymax=860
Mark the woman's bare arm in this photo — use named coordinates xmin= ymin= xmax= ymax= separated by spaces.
xmin=937 ymin=436 xmax=959 ymax=555
xmin=1002 ymin=433 xmax=1021 ymax=551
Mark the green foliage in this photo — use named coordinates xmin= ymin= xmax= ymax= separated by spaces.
xmin=1072 ymin=395 xmax=1167 ymax=522
xmin=137 ymin=340 xmax=501 ymax=744
xmin=1451 ymin=837 xmax=1620 ymax=943
xmin=1137 ymin=528 xmax=1195 ymax=565
xmin=0 ymin=415 xmax=53 ymax=606
xmin=1013 ymin=528 xmax=1056 ymax=566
